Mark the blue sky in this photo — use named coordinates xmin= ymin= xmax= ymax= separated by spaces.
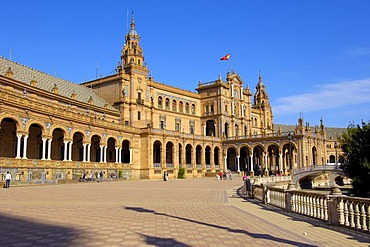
xmin=1 ymin=0 xmax=370 ymax=128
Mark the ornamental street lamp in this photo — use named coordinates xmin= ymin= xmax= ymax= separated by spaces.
xmin=288 ymin=131 xmax=292 ymax=171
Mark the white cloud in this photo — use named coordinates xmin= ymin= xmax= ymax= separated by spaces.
xmin=273 ymin=78 xmax=370 ymax=115
xmin=345 ymin=46 xmax=370 ymax=58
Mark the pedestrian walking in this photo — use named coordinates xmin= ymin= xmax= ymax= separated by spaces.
xmin=100 ymin=171 xmax=104 ymax=182
xmin=5 ymin=171 xmax=11 ymax=188
xmin=228 ymin=170 xmax=232 ymax=180
xmin=219 ymin=171 xmax=223 ymax=180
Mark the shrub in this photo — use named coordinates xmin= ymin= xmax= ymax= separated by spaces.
xmin=177 ymin=167 xmax=185 ymax=179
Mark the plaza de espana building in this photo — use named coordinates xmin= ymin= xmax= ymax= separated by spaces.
xmin=0 ymin=16 xmax=345 ymax=182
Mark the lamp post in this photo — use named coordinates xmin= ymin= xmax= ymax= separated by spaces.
xmin=288 ymin=131 xmax=292 ymax=172
xmin=334 ymin=141 xmax=338 ymax=168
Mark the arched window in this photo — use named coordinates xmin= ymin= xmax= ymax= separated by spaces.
xmin=185 ymin=103 xmax=190 ymax=114
xmin=158 ymin=96 xmax=163 ymax=109
xmin=179 ymin=101 xmax=184 ymax=113
xmin=172 ymin=99 xmax=177 ymax=111
xmin=191 ymin=104 xmax=196 ymax=115
xmin=165 ymin=98 xmax=170 ymax=110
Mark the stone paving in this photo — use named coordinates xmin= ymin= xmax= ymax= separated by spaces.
xmin=0 ymin=178 xmax=369 ymax=247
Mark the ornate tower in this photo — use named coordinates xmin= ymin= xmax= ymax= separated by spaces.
xmin=119 ymin=13 xmax=151 ymax=127
xmin=120 ymin=13 xmax=148 ymax=76
xmin=253 ymin=75 xmax=273 ymax=133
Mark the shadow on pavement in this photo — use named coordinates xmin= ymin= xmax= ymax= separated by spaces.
xmin=0 ymin=214 xmax=83 ymax=246
xmin=236 ymin=187 xmax=370 ymax=245
xmin=124 ymin=206 xmax=316 ymax=247
xmin=137 ymin=233 xmax=191 ymax=247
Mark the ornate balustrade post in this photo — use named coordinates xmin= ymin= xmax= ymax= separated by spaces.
xmin=285 ymin=189 xmax=293 ymax=212
xmin=285 ymin=182 xmax=296 ymax=212
xmin=327 ymin=185 xmax=342 ymax=226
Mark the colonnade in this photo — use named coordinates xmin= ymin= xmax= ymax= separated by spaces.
xmin=15 ymin=133 xmax=131 ymax=163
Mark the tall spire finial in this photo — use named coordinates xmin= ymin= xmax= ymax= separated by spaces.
xmin=131 ymin=11 xmax=135 ymax=30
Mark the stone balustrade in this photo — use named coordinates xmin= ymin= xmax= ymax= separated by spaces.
xmin=250 ymin=183 xmax=370 ymax=232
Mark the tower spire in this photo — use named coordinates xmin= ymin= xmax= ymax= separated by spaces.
xmin=130 ymin=11 xmax=135 ymax=31
xmin=120 ymin=12 xmax=148 ymax=76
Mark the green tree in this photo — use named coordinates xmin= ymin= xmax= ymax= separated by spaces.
xmin=177 ymin=167 xmax=185 ymax=179
xmin=340 ymin=121 xmax=370 ymax=197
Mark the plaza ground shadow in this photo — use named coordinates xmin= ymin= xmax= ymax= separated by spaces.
xmin=124 ymin=206 xmax=317 ymax=247
xmin=0 ymin=214 xmax=84 ymax=246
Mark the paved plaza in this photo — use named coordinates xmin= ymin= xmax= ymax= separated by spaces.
xmin=0 ymin=178 xmax=369 ymax=247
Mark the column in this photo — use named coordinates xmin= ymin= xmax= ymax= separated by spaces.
xmin=104 ymin=146 xmax=107 ymax=163
xmin=82 ymin=143 xmax=87 ymax=162
xmin=210 ymin=150 xmax=215 ymax=171
xmin=47 ymin=139 xmax=52 ymax=160
xmin=41 ymin=138 xmax=47 ymax=160
xmin=203 ymin=125 xmax=206 ymax=136
xmin=264 ymin=152 xmax=269 ymax=176
xmin=129 ymin=148 xmax=132 ymax=164
xmin=224 ymin=156 xmax=228 ymax=171
xmin=249 ymin=155 xmax=254 ymax=172
xmin=119 ymin=147 xmax=122 ymax=163
xmin=200 ymin=149 xmax=204 ymax=169
xmin=191 ymin=149 xmax=195 ymax=170
xmin=68 ymin=141 xmax=72 ymax=161
xmin=63 ymin=141 xmax=68 ymax=161
xmin=22 ymin=135 xmax=28 ymax=159
xmin=115 ymin=147 xmax=119 ymax=163
xmin=237 ymin=155 xmax=240 ymax=172
xmin=99 ymin=145 xmax=104 ymax=162
xmin=87 ymin=144 xmax=91 ymax=162
xmin=16 ymin=134 xmax=22 ymax=159
xmin=265 ymin=153 xmax=268 ymax=171
xmin=279 ymin=153 xmax=283 ymax=174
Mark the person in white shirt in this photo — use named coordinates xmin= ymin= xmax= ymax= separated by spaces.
xmin=5 ymin=171 xmax=11 ymax=188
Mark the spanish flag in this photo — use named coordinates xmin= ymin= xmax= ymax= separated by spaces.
xmin=220 ymin=54 xmax=230 ymax=60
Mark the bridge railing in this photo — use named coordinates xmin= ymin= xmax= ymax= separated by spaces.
xmin=249 ymin=184 xmax=370 ymax=233
xmin=292 ymin=165 xmax=342 ymax=175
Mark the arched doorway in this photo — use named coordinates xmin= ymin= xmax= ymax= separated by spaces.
xmin=166 ymin=142 xmax=174 ymax=165
xmin=227 ymin=147 xmax=237 ymax=171
xmin=90 ymin=135 xmax=101 ymax=162
xmin=28 ymin=124 xmax=43 ymax=159
xmin=122 ymin=140 xmax=130 ymax=163
xmin=185 ymin=144 xmax=192 ymax=168
xmin=214 ymin=147 xmax=220 ymax=168
xmin=240 ymin=146 xmax=250 ymax=174
xmin=107 ymin=137 xmax=116 ymax=163
xmin=205 ymin=146 xmax=211 ymax=167
xmin=206 ymin=120 xmax=216 ymax=137
xmin=196 ymin=145 xmax=202 ymax=167
xmin=0 ymin=118 xmax=17 ymax=158
xmin=72 ymin=132 xmax=84 ymax=161
xmin=268 ymin=145 xmax=280 ymax=175
xmin=51 ymin=128 xmax=65 ymax=161
xmin=253 ymin=146 xmax=264 ymax=176
xmin=153 ymin=141 xmax=161 ymax=164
